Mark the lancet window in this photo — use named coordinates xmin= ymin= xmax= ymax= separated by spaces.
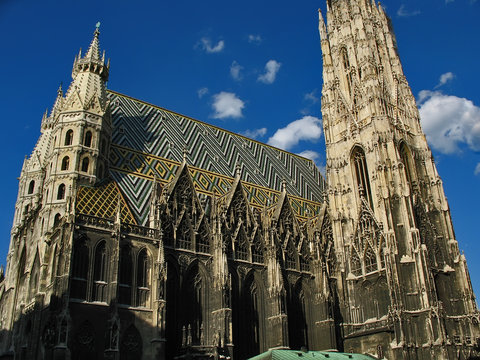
xmin=28 ymin=180 xmax=35 ymax=194
xmin=299 ymin=239 xmax=311 ymax=272
xmin=92 ymin=241 xmax=107 ymax=302
xmin=57 ymin=184 xmax=65 ymax=200
xmin=251 ymin=233 xmax=264 ymax=264
xmin=352 ymin=147 xmax=373 ymax=208
xmin=285 ymin=239 xmax=297 ymax=270
xmin=71 ymin=239 xmax=89 ymax=300
xmin=84 ymin=131 xmax=92 ymax=147
xmin=136 ymin=249 xmax=150 ymax=307
xmin=183 ymin=266 xmax=205 ymax=346
xmin=64 ymin=130 xmax=73 ymax=146
xmin=235 ymin=229 xmax=249 ymax=261
xmin=119 ymin=246 xmax=132 ymax=305
xmin=61 ymin=156 xmax=70 ymax=171
xmin=81 ymin=157 xmax=89 ymax=173
xmin=349 ymin=210 xmax=385 ymax=276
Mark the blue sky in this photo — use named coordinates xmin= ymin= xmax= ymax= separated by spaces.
xmin=1 ymin=0 xmax=479 ymax=294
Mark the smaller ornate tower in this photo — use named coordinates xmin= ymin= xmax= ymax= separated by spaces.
xmin=319 ymin=0 xmax=479 ymax=358
xmin=0 ymin=25 xmax=112 ymax=358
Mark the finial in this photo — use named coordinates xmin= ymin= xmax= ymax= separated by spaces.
xmin=96 ymin=21 xmax=101 ymax=30
xmin=281 ymin=179 xmax=287 ymax=192
xmin=182 ymin=147 xmax=189 ymax=163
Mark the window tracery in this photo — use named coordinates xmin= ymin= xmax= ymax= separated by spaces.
xmin=352 ymin=147 xmax=373 ymax=208
xmin=136 ymin=249 xmax=150 ymax=307
xmin=92 ymin=241 xmax=107 ymax=302
xmin=349 ymin=209 xmax=385 ymax=276
xmin=119 ymin=246 xmax=132 ymax=305
xmin=71 ymin=239 xmax=89 ymax=300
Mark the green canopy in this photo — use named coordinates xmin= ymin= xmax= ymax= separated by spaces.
xmin=248 ymin=349 xmax=378 ymax=360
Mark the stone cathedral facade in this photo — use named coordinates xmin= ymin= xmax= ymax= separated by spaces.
xmin=0 ymin=1 xmax=479 ymax=359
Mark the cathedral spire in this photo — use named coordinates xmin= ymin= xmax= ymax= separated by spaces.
xmin=84 ymin=23 xmax=101 ymax=61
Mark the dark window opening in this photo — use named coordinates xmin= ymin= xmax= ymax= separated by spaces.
xmin=57 ymin=184 xmax=65 ymax=200
xmin=84 ymin=131 xmax=92 ymax=147
xmin=64 ymin=130 xmax=73 ymax=146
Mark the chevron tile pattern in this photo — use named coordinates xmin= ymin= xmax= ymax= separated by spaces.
xmin=107 ymin=91 xmax=326 ymax=225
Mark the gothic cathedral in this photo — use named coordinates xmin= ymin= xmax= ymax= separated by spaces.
xmin=0 ymin=1 xmax=478 ymax=359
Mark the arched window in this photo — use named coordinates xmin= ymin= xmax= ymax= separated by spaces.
xmin=120 ymin=325 xmax=143 ymax=360
xmin=235 ymin=230 xmax=249 ymax=261
xmin=92 ymin=241 xmax=107 ymax=302
xmin=57 ymin=184 xmax=65 ymax=200
xmin=64 ymin=130 xmax=73 ymax=146
xmin=136 ymin=249 xmax=150 ymax=307
xmin=400 ymin=142 xmax=415 ymax=186
xmin=119 ymin=246 xmax=132 ymax=305
xmin=182 ymin=265 xmax=204 ymax=345
xmin=84 ymin=131 xmax=92 ymax=147
xmin=54 ymin=213 xmax=61 ymax=227
xmin=81 ymin=157 xmax=89 ymax=173
xmin=61 ymin=156 xmax=70 ymax=171
xmin=352 ymin=147 xmax=373 ymax=208
xmin=71 ymin=240 xmax=89 ymax=300
xmin=28 ymin=180 xmax=35 ymax=194
xmin=299 ymin=240 xmax=311 ymax=272
xmin=364 ymin=246 xmax=377 ymax=274
xmin=101 ymin=139 xmax=106 ymax=154
xmin=285 ymin=239 xmax=297 ymax=270
xmin=252 ymin=233 xmax=264 ymax=264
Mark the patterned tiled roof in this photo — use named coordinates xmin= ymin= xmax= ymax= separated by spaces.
xmin=76 ymin=181 xmax=137 ymax=224
xmin=106 ymin=91 xmax=326 ymax=225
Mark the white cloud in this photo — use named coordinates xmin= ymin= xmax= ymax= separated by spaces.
xmin=230 ymin=61 xmax=243 ymax=81
xmin=211 ymin=92 xmax=245 ymax=119
xmin=435 ymin=72 xmax=455 ymax=88
xmin=197 ymin=87 xmax=209 ymax=99
xmin=475 ymin=163 xmax=480 ymax=175
xmin=248 ymin=34 xmax=262 ymax=44
xmin=267 ymin=116 xmax=322 ymax=151
xmin=397 ymin=4 xmax=421 ymax=17
xmin=198 ymin=37 xmax=225 ymax=53
xmin=419 ymin=91 xmax=480 ymax=154
xmin=240 ymin=128 xmax=267 ymax=139
xmin=258 ymin=60 xmax=281 ymax=84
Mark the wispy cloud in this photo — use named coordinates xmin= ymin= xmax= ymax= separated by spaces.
xmin=248 ymin=34 xmax=262 ymax=45
xmin=211 ymin=92 xmax=245 ymax=119
xmin=475 ymin=163 xmax=480 ymax=175
xmin=197 ymin=87 xmax=209 ymax=99
xmin=240 ymin=127 xmax=267 ymax=139
xmin=258 ymin=60 xmax=281 ymax=84
xmin=267 ymin=116 xmax=322 ymax=150
xmin=419 ymin=90 xmax=480 ymax=154
xmin=197 ymin=37 xmax=225 ymax=53
xmin=397 ymin=4 xmax=421 ymax=17
xmin=435 ymin=72 xmax=455 ymax=88
xmin=304 ymin=90 xmax=319 ymax=104
xmin=230 ymin=61 xmax=243 ymax=81
xmin=297 ymin=150 xmax=325 ymax=174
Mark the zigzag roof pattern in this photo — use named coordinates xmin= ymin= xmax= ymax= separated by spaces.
xmin=107 ymin=91 xmax=326 ymax=226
